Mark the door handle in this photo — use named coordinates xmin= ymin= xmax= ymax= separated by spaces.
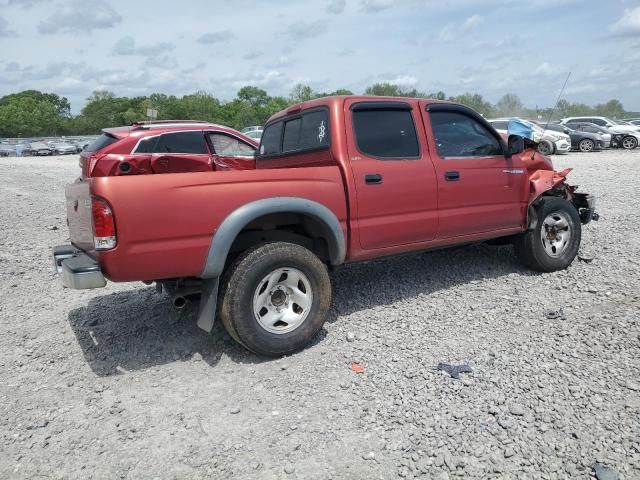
xmin=444 ymin=171 xmax=460 ymax=181
xmin=365 ymin=174 xmax=383 ymax=185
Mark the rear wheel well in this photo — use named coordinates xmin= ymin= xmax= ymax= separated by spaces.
xmin=227 ymin=213 xmax=332 ymax=265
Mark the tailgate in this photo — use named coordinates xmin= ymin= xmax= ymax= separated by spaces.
xmin=65 ymin=180 xmax=95 ymax=255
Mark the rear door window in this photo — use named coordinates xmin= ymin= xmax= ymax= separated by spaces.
xmin=259 ymin=121 xmax=283 ymax=156
xmin=352 ymin=108 xmax=419 ymax=159
xmin=282 ymin=118 xmax=302 ymax=153
xmin=134 ymin=136 xmax=159 ymax=153
xmin=155 ymin=132 xmax=208 ymax=154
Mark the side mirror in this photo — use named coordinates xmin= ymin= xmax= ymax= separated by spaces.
xmin=507 ymin=135 xmax=525 ymax=156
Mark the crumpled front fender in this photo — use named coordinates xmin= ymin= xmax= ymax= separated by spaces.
xmin=528 ymin=167 xmax=572 ymax=204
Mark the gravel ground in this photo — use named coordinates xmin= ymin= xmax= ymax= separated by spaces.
xmin=1 ymin=151 xmax=639 ymax=480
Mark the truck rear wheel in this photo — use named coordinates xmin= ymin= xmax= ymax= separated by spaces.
xmin=513 ymin=197 xmax=581 ymax=272
xmin=219 ymin=242 xmax=331 ymax=357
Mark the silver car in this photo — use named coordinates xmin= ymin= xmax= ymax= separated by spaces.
xmin=52 ymin=143 xmax=78 ymax=155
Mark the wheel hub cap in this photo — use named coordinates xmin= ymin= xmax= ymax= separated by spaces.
xmin=540 ymin=211 xmax=571 ymax=258
xmin=253 ymin=268 xmax=313 ymax=334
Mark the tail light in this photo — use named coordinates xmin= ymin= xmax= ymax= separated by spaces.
xmin=91 ymin=197 xmax=117 ymax=250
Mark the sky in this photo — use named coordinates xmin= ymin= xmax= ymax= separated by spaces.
xmin=1 ymin=0 xmax=640 ymax=114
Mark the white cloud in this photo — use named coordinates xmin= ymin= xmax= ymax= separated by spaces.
xmin=385 ymin=75 xmax=418 ymax=87
xmin=326 ymin=0 xmax=346 ymax=14
xmin=38 ymin=0 xmax=121 ymax=34
xmin=361 ymin=0 xmax=395 ymax=13
xmin=198 ymin=31 xmax=234 ymax=44
xmin=610 ymin=7 xmax=640 ymax=37
xmin=112 ymin=36 xmax=175 ymax=57
xmin=0 ymin=15 xmax=16 ymax=36
xmin=286 ymin=20 xmax=328 ymax=40
xmin=438 ymin=25 xmax=453 ymax=42
xmin=534 ymin=62 xmax=555 ymax=76
xmin=463 ymin=14 xmax=484 ymax=31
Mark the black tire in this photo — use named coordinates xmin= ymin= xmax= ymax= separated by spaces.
xmin=537 ymin=140 xmax=553 ymax=156
xmin=513 ymin=197 xmax=581 ymax=272
xmin=621 ymin=135 xmax=638 ymax=150
xmin=219 ymin=242 xmax=331 ymax=357
xmin=578 ymin=138 xmax=594 ymax=152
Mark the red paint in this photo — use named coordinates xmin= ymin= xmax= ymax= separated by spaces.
xmin=64 ymin=97 xmax=576 ymax=284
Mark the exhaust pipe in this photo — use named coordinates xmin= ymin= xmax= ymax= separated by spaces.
xmin=172 ymin=296 xmax=188 ymax=309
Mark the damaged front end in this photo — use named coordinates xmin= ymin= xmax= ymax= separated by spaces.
xmin=516 ymin=139 xmax=599 ymax=226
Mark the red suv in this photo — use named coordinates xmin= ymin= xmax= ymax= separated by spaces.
xmin=80 ymin=120 xmax=258 ymax=178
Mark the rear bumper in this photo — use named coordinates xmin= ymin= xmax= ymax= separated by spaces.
xmin=52 ymin=245 xmax=106 ymax=289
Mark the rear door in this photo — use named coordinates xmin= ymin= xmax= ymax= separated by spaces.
xmin=422 ymin=104 xmax=528 ymax=239
xmin=136 ymin=131 xmax=212 ymax=173
xmin=345 ymin=99 xmax=438 ymax=250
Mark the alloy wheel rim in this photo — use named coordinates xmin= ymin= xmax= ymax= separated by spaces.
xmin=622 ymin=137 xmax=636 ymax=149
xmin=579 ymin=140 xmax=593 ymax=152
xmin=540 ymin=211 xmax=572 ymax=258
xmin=252 ymin=267 xmax=313 ymax=334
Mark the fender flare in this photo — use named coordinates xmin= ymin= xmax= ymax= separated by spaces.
xmin=201 ymin=197 xmax=346 ymax=279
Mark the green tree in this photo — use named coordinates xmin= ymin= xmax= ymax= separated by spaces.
xmin=0 ymin=90 xmax=65 ymax=136
xmin=365 ymin=83 xmax=426 ymax=98
xmin=595 ymin=99 xmax=625 ymax=119
xmin=289 ymin=84 xmax=315 ymax=103
xmin=449 ymin=93 xmax=494 ymax=117
xmin=496 ymin=94 xmax=523 ymax=117
xmin=427 ymin=91 xmax=447 ymax=100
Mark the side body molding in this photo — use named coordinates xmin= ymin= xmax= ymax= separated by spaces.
xmin=201 ymin=197 xmax=347 ymax=279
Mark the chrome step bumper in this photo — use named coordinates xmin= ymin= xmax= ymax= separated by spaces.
xmin=52 ymin=245 xmax=106 ymax=289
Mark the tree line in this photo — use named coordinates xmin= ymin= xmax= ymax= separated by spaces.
xmin=0 ymin=84 xmax=636 ymax=138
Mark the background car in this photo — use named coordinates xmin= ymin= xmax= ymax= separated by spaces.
xmin=489 ymin=117 xmax=570 ymax=155
xmin=560 ymin=116 xmax=640 ymax=134
xmin=0 ymin=144 xmax=15 ymax=157
xmin=240 ymin=125 xmax=263 ymax=134
xmin=563 ymin=121 xmax=638 ymax=149
xmin=244 ymin=129 xmax=263 ymax=141
xmin=537 ymin=122 xmax=604 ymax=152
xmin=26 ymin=142 xmax=53 ymax=156
xmin=51 ymin=142 xmax=78 ymax=155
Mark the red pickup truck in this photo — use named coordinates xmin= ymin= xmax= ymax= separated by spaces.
xmin=54 ymin=96 xmax=597 ymax=356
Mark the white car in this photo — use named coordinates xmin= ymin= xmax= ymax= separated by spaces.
xmin=489 ymin=118 xmax=571 ymax=155
xmin=244 ymin=130 xmax=263 ymax=141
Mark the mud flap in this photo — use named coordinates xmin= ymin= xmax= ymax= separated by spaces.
xmin=196 ymin=277 xmax=220 ymax=333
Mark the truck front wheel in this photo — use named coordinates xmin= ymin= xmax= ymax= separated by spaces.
xmin=219 ymin=242 xmax=331 ymax=357
xmin=513 ymin=197 xmax=581 ymax=272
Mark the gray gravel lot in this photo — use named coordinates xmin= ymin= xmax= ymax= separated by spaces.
xmin=1 ymin=151 xmax=639 ymax=479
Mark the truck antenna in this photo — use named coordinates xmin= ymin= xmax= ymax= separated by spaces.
xmin=534 ymin=71 xmax=571 ymax=159
xmin=542 ymin=71 xmax=571 ymax=135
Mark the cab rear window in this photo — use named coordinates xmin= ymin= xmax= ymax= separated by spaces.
xmin=86 ymin=134 xmax=119 ymax=152
xmin=259 ymin=108 xmax=329 ymax=157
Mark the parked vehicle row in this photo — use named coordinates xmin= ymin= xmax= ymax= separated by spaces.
xmin=559 ymin=117 xmax=640 ymax=150
xmin=487 ymin=115 xmax=640 ymax=154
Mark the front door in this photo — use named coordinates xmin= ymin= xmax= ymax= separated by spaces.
xmin=207 ymin=132 xmax=257 ymax=170
xmin=422 ymin=105 xmax=528 ymax=239
xmin=344 ymin=99 xmax=438 ymax=250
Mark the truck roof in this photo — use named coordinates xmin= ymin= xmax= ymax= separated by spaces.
xmin=266 ymin=95 xmax=453 ymax=123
